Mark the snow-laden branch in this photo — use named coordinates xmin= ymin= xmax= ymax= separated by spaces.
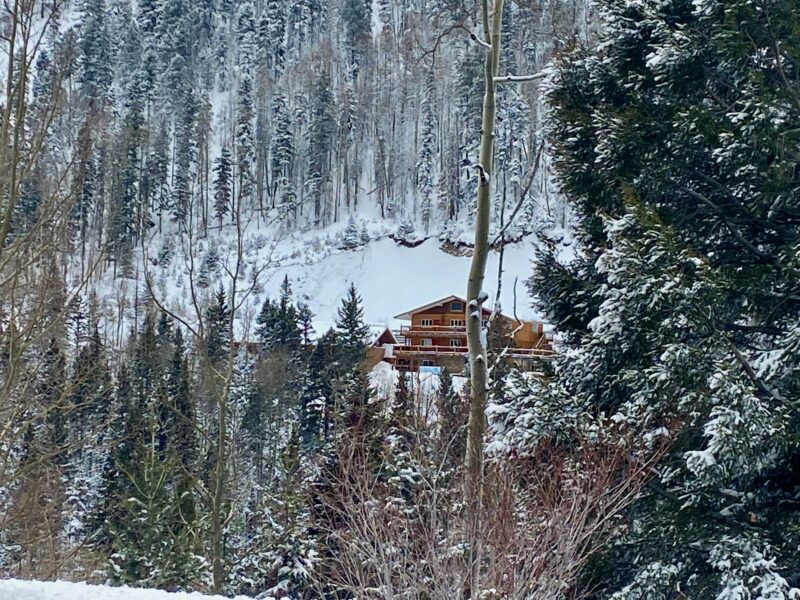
xmin=493 ymin=73 xmax=547 ymax=84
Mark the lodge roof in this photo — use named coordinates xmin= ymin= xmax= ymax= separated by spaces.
xmin=393 ymin=295 xmax=496 ymax=321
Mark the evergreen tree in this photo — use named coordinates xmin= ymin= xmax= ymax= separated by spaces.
xmin=436 ymin=367 xmax=465 ymax=464
xmin=78 ymin=0 xmax=112 ymax=104
xmin=255 ymin=277 xmax=301 ymax=353
xmin=235 ymin=1 xmax=257 ymax=73
xmin=341 ymin=216 xmax=360 ymax=249
xmin=270 ymin=92 xmax=294 ymax=201
xmin=335 ymin=283 xmax=370 ymax=369
xmin=299 ymin=328 xmax=337 ymax=450
xmin=99 ymin=322 xmax=201 ymax=588
xmin=236 ymin=75 xmax=255 ymax=212
xmin=417 ymin=72 xmax=436 ymax=234
xmin=307 ymin=69 xmax=336 ymax=225
xmin=213 ymin=146 xmax=232 ymax=227
xmin=205 ymin=285 xmax=232 ymax=364
xmin=261 ymin=0 xmax=287 ymax=76
xmin=341 ymin=0 xmax=372 ymax=75
xmin=297 ymin=303 xmax=315 ymax=348
xmin=524 ymin=1 xmax=800 ymax=596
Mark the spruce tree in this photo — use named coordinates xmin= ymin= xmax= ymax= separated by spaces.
xmin=78 ymin=0 xmax=112 ymax=104
xmin=205 ymin=285 xmax=232 ymax=364
xmin=335 ymin=283 xmax=370 ymax=370
xmin=213 ymin=146 xmax=232 ymax=227
xmin=524 ymin=1 xmax=800 ymax=596
xmin=308 ymin=69 xmax=336 ymax=224
xmin=270 ymin=92 xmax=294 ymax=201
xmin=417 ymin=72 xmax=436 ymax=234
xmin=236 ymin=75 xmax=255 ymax=213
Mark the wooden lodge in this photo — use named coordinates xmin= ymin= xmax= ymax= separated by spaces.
xmin=369 ymin=295 xmax=553 ymax=373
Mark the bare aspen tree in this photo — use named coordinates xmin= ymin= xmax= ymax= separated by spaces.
xmin=144 ymin=205 xmax=281 ymax=592
xmin=464 ymin=1 xmax=545 ymax=596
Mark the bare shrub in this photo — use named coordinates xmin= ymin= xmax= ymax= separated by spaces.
xmin=311 ymin=424 xmax=666 ymax=599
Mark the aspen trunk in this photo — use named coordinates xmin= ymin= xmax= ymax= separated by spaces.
xmin=465 ymin=1 xmax=504 ymax=597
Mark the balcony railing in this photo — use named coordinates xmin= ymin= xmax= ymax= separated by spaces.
xmin=394 ymin=345 xmax=554 ymax=358
xmin=398 ymin=325 xmax=467 ymax=337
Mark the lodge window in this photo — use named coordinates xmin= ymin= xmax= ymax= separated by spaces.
xmin=482 ymin=320 xmax=488 ymax=328
xmin=450 ymin=339 xmax=461 ymax=347
xmin=450 ymin=319 xmax=464 ymax=327
xmin=422 ymin=338 xmax=433 ymax=346
xmin=422 ymin=360 xmax=434 ymax=367
xmin=421 ymin=318 xmax=434 ymax=326
xmin=451 ymin=301 xmax=463 ymax=311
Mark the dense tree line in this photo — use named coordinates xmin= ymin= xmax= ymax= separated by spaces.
xmin=7 ymin=0 xmax=582 ymax=281
xmin=0 ymin=279 xmax=472 ymax=597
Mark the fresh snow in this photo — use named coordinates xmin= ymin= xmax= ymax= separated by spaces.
xmin=270 ymin=237 xmax=543 ymax=332
xmin=101 ymin=232 xmax=549 ymax=345
xmin=0 ymin=579 xmax=252 ymax=600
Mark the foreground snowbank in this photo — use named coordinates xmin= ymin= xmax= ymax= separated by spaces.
xmin=0 ymin=579 xmax=253 ymax=600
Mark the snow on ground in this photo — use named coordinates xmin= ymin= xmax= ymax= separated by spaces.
xmin=0 ymin=579 xmax=252 ymax=600
xmin=268 ymin=236 xmax=542 ymax=333
xmin=95 ymin=228 xmax=548 ymax=344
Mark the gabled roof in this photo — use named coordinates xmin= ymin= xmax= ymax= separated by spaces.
xmin=368 ymin=325 xmax=399 ymax=346
xmin=394 ymin=295 xmax=493 ymax=321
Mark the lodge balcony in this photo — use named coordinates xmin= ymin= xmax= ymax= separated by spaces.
xmin=393 ymin=344 xmax=554 ymax=359
xmin=398 ymin=325 xmax=468 ymax=338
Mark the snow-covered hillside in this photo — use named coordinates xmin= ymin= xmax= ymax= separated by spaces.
xmin=130 ymin=232 xmax=554 ymax=336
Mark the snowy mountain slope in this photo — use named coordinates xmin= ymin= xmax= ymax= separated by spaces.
xmin=91 ymin=219 xmax=566 ymax=346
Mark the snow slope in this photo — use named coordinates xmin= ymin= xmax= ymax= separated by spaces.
xmin=0 ymin=579 xmax=251 ymax=600
xmin=108 ymin=230 xmax=550 ymax=344
xmin=265 ymin=237 xmax=542 ymax=332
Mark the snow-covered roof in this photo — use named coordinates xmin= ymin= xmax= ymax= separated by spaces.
xmin=393 ymin=294 xmax=492 ymax=321
xmin=367 ymin=324 xmax=398 ymax=345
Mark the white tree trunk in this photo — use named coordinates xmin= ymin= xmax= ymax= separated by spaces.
xmin=465 ymin=1 xmax=504 ymax=597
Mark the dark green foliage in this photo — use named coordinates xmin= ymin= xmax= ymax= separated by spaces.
xmin=204 ymin=285 xmax=231 ymax=364
xmin=335 ymin=282 xmax=370 ymax=370
xmin=299 ymin=328 xmax=339 ymax=450
xmin=78 ymin=0 xmax=112 ymax=103
xmin=213 ymin=146 xmax=232 ymax=226
xmin=255 ymin=276 xmax=301 ymax=352
xmin=98 ymin=313 xmax=200 ymax=588
xmin=531 ymin=0 xmax=800 ymax=595
xmin=341 ymin=0 xmax=371 ymax=72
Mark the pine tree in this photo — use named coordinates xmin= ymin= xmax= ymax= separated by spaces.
xmin=437 ymin=367 xmax=465 ymax=464
xmin=236 ymin=1 xmax=257 ymax=73
xmin=213 ymin=146 xmax=232 ymax=227
xmin=299 ymin=328 xmax=337 ymax=450
xmin=78 ymin=0 xmax=112 ymax=104
xmin=335 ymin=283 xmax=370 ymax=370
xmin=255 ymin=278 xmax=301 ymax=353
xmin=297 ymin=303 xmax=315 ymax=348
xmin=261 ymin=0 xmax=287 ymax=76
xmin=341 ymin=0 xmax=372 ymax=75
xmin=525 ymin=1 xmax=800 ymax=596
xmin=205 ymin=285 xmax=232 ymax=364
xmin=236 ymin=75 xmax=255 ymax=213
xmin=270 ymin=92 xmax=294 ymax=200
xmin=308 ymin=69 xmax=336 ymax=225
xmin=417 ymin=72 xmax=436 ymax=234
xmin=99 ymin=323 xmax=201 ymax=588
xmin=341 ymin=216 xmax=360 ymax=249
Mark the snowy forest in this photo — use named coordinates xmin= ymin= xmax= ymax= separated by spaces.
xmin=1 ymin=0 xmax=800 ymax=598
